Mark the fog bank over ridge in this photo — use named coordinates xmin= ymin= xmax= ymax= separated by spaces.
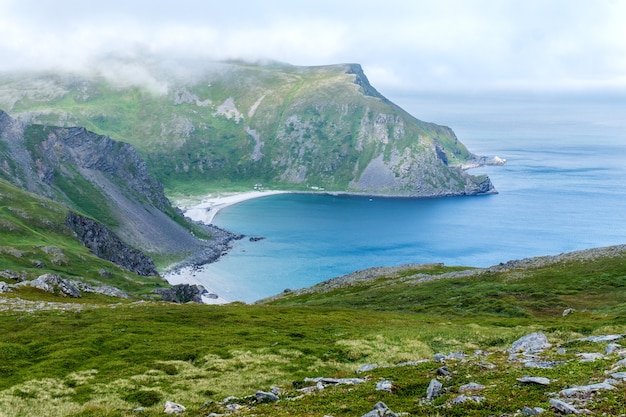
xmin=0 ymin=0 xmax=625 ymax=94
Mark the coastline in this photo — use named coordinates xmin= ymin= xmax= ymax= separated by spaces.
xmin=181 ymin=190 xmax=290 ymax=225
xmin=162 ymin=190 xmax=290 ymax=304
xmin=163 ymin=265 xmax=230 ymax=305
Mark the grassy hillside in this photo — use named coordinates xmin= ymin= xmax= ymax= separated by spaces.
xmin=0 ymin=178 xmax=168 ymax=296
xmin=1 ymin=245 xmax=625 ymax=416
xmin=0 ymin=60 xmax=492 ymax=197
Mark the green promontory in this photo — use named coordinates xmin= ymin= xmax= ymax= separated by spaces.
xmin=0 ymin=59 xmax=497 ymax=197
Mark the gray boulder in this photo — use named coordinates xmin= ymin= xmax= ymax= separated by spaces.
xmin=550 ymin=398 xmax=580 ymax=414
xmin=164 ymin=401 xmax=186 ymax=414
xmin=517 ymin=376 xmax=551 ymax=385
xmin=451 ymin=395 xmax=484 ymax=404
xmin=522 ymin=406 xmax=545 ymax=415
xmin=28 ymin=274 xmax=81 ymax=297
xmin=426 ymin=379 xmax=442 ymax=400
xmin=361 ymin=402 xmax=398 ymax=417
xmin=375 ymin=380 xmax=393 ymax=392
xmin=0 ymin=282 xmax=11 ymax=293
xmin=254 ymin=391 xmax=279 ymax=402
xmin=458 ymin=382 xmax=485 ymax=394
xmin=509 ymin=332 xmax=551 ymax=354
xmin=560 ymin=382 xmax=615 ymax=397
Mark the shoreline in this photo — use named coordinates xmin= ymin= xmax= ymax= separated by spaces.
xmin=162 ymin=265 xmax=231 ymax=305
xmin=181 ymin=190 xmax=290 ymax=225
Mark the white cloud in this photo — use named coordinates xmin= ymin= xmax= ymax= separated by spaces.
xmin=0 ymin=0 xmax=625 ymax=93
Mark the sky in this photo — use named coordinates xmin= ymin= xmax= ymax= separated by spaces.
xmin=1 ymin=0 xmax=625 ymax=94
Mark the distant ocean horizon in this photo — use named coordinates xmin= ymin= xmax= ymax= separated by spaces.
xmin=191 ymin=92 xmax=626 ymax=303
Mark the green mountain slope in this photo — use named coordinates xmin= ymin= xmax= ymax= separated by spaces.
xmin=0 ymin=245 xmax=625 ymax=416
xmin=0 ymin=59 xmax=497 ymax=197
xmin=0 ymin=177 xmax=166 ymax=296
xmin=0 ymin=110 xmax=236 ymax=268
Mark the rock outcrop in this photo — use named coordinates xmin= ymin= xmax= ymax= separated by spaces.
xmin=65 ymin=211 xmax=158 ymax=276
xmin=155 ymin=283 xmax=209 ymax=303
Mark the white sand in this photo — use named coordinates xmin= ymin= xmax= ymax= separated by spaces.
xmin=182 ymin=190 xmax=289 ymax=224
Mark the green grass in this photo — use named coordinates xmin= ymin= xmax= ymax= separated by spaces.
xmin=1 ymin=246 xmax=626 ymax=416
xmin=0 ymin=178 xmax=168 ymax=296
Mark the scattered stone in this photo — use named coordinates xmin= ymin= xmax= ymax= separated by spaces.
xmin=562 ymin=308 xmax=575 ymax=316
xmin=524 ymin=360 xmax=565 ymax=369
xmin=577 ymin=352 xmax=604 ymax=362
xmin=458 ymin=382 xmax=486 ymax=394
xmin=164 ymin=401 xmax=186 ymax=414
xmin=0 ymin=282 xmax=11 ymax=293
xmin=360 ymin=401 xmax=398 ymax=417
xmin=98 ymin=268 xmax=112 ymax=277
xmin=426 ymin=379 xmax=442 ymax=400
xmin=611 ymin=372 xmax=626 ymax=380
xmin=270 ymin=386 xmax=281 ymax=395
xmin=606 ymin=343 xmax=621 ymax=355
xmin=27 ymin=274 xmax=81 ymax=297
xmin=447 ymin=351 xmax=466 ymax=361
xmin=578 ymin=334 xmax=623 ymax=343
xmin=550 ymin=398 xmax=581 ymax=414
xmin=254 ymin=390 xmax=279 ymax=402
xmin=357 ymin=364 xmax=379 ymax=373
xmin=433 ymin=353 xmax=446 ymax=362
xmin=509 ymin=332 xmax=551 ymax=354
xmin=560 ymin=382 xmax=615 ymax=397
xmin=522 ymin=406 xmax=545 ymax=415
xmin=517 ymin=376 xmax=551 ymax=385
xmin=451 ymin=395 xmax=484 ymax=404
xmin=375 ymin=380 xmax=393 ymax=392
xmin=614 ymin=358 xmax=626 ymax=367
xmin=436 ymin=366 xmax=450 ymax=376
xmin=477 ymin=361 xmax=496 ymax=370
xmin=304 ymin=377 xmax=366 ymax=386
xmin=556 ymin=348 xmax=567 ymax=355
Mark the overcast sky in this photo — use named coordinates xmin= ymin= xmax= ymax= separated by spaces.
xmin=1 ymin=0 xmax=625 ymax=94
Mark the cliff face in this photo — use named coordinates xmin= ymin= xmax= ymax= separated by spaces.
xmin=0 ymin=60 xmax=498 ymax=197
xmin=0 ymin=110 xmax=211 ymax=260
xmin=65 ymin=211 xmax=158 ymax=276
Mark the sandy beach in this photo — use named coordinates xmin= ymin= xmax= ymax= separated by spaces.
xmin=181 ymin=190 xmax=289 ymax=225
xmin=163 ymin=190 xmax=289 ymax=304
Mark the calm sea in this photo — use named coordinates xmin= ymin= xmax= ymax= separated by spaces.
xmin=195 ymin=92 xmax=626 ymax=303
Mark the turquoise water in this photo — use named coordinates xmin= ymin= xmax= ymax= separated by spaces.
xmin=197 ymin=93 xmax=626 ymax=303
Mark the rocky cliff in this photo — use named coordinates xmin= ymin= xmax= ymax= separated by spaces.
xmin=0 ymin=110 xmax=236 ymax=265
xmin=65 ymin=211 xmax=158 ymax=276
xmin=0 ymin=59 xmax=499 ymax=197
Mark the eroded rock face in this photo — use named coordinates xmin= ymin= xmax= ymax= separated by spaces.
xmin=66 ymin=211 xmax=158 ymax=277
xmin=155 ymin=283 xmax=208 ymax=303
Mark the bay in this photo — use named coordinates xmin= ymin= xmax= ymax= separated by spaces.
xmin=195 ymin=92 xmax=626 ymax=303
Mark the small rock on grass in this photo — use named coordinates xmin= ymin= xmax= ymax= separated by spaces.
xmin=522 ymin=406 xmax=545 ymax=415
xmin=164 ymin=401 xmax=186 ymax=414
xmin=550 ymin=398 xmax=581 ymax=414
xmin=426 ymin=379 xmax=442 ymax=400
xmin=517 ymin=376 xmax=551 ymax=385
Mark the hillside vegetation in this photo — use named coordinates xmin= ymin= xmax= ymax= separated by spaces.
xmin=0 ymin=177 xmax=168 ymax=297
xmin=1 ymin=245 xmax=626 ymax=416
xmin=0 ymin=59 xmax=496 ymax=197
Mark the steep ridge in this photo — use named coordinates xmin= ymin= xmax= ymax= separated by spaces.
xmin=0 ymin=59 xmax=501 ymax=197
xmin=0 ymin=110 xmax=234 ymax=264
